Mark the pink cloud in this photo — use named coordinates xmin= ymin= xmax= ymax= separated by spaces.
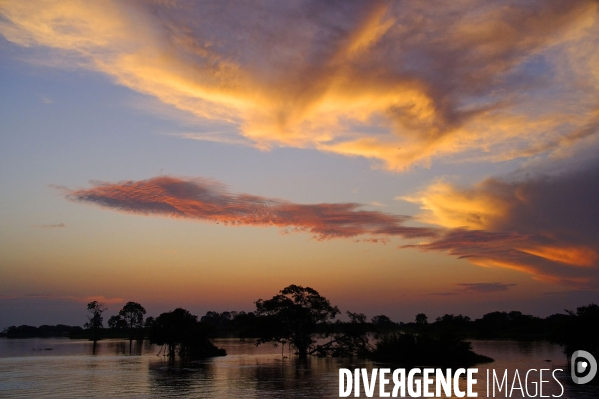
xmin=66 ymin=176 xmax=438 ymax=241
xmin=64 ymin=173 xmax=599 ymax=287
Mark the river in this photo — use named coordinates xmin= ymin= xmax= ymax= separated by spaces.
xmin=0 ymin=338 xmax=597 ymax=398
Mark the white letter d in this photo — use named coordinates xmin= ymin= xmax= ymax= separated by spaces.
xmin=340 ymin=369 xmax=352 ymax=397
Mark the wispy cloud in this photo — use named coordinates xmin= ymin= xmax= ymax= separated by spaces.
xmin=457 ymin=282 xmax=517 ymax=294
xmin=430 ymin=282 xmax=516 ymax=295
xmin=35 ymin=223 xmax=66 ymax=229
xmin=65 ymin=176 xmax=437 ymax=241
xmin=64 ymin=174 xmax=599 ymax=286
xmin=1 ymin=1 xmax=598 ymax=170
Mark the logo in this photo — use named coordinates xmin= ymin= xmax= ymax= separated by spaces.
xmin=571 ymin=350 xmax=597 ymax=384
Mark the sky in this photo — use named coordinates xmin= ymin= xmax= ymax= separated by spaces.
xmin=1 ymin=0 xmax=598 ymax=328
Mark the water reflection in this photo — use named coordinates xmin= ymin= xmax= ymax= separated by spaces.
xmin=112 ymin=340 xmax=144 ymax=356
xmin=149 ymin=360 xmax=215 ymax=397
xmin=0 ymin=338 xmax=597 ymax=398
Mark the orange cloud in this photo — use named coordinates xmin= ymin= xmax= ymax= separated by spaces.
xmin=518 ymin=245 xmax=598 ymax=268
xmin=65 ymin=173 xmax=599 ymax=286
xmin=401 ymin=180 xmax=512 ymax=230
xmin=402 ymin=161 xmax=599 ymax=285
xmin=2 ymin=1 xmax=598 ymax=170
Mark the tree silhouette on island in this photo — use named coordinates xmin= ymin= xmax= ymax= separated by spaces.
xmin=254 ymin=284 xmax=492 ymax=365
xmin=255 ymin=284 xmax=340 ymax=359
xmin=148 ymin=308 xmax=226 ymax=360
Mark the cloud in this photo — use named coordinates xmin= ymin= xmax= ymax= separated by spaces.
xmin=403 ymin=160 xmax=599 ymax=285
xmin=457 ymin=282 xmax=517 ymax=294
xmin=35 ymin=223 xmax=66 ymax=229
xmin=65 ymin=176 xmax=437 ymax=241
xmin=430 ymin=282 xmax=516 ymax=295
xmin=1 ymin=1 xmax=598 ymax=170
xmin=64 ymin=173 xmax=599 ymax=286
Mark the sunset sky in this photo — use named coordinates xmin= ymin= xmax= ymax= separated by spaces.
xmin=1 ymin=0 xmax=598 ymax=328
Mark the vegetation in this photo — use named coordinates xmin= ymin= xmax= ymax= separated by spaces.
xmin=200 ymin=311 xmax=259 ymax=338
xmin=2 ymin=288 xmax=596 ymax=367
xmin=1 ymin=324 xmax=82 ymax=338
xmin=370 ymin=331 xmax=493 ymax=366
xmin=551 ymin=303 xmax=599 ymax=360
xmin=255 ymin=284 xmax=340 ymax=358
xmin=312 ymin=311 xmax=373 ymax=357
xmin=108 ymin=315 xmax=127 ymax=330
xmin=85 ymin=301 xmax=106 ymax=344
xmin=119 ymin=302 xmax=146 ymax=346
xmin=148 ymin=308 xmax=226 ymax=360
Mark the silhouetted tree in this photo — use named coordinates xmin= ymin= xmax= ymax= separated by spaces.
xmin=370 ymin=331 xmax=493 ymax=365
xmin=144 ymin=316 xmax=155 ymax=330
xmin=119 ymin=301 xmax=146 ymax=345
xmin=312 ymin=311 xmax=373 ymax=357
xmin=230 ymin=311 xmax=259 ymax=338
xmin=149 ymin=308 xmax=225 ymax=360
xmin=371 ymin=314 xmax=397 ymax=330
xmin=415 ymin=313 xmax=428 ymax=325
xmin=3 ymin=325 xmax=81 ymax=338
xmin=85 ymin=301 xmax=106 ymax=345
xmin=435 ymin=314 xmax=471 ymax=324
xmin=553 ymin=303 xmax=599 ymax=360
xmin=108 ymin=315 xmax=127 ymax=330
xmin=200 ymin=311 xmax=234 ymax=336
xmin=255 ymin=284 xmax=339 ymax=358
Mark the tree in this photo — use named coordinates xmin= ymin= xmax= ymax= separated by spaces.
xmin=85 ymin=301 xmax=106 ymax=344
xmin=372 ymin=314 xmax=397 ymax=329
xmin=108 ymin=315 xmax=127 ymax=330
xmin=553 ymin=303 xmax=599 ymax=360
xmin=118 ymin=302 xmax=146 ymax=345
xmin=312 ymin=311 xmax=373 ymax=357
xmin=255 ymin=284 xmax=340 ymax=358
xmin=144 ymin=316 xmax=155 ymax=330
xmin=150 ymin=308 xmax=197 ymax=359
xmin=415 ymin=313 xmax=428 ymax=325
xmin=149 ymin=308 xmax=225 ymax=360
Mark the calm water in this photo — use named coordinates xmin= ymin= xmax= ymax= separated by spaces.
xmin=0 ymin=338 xmax=597 ymax=398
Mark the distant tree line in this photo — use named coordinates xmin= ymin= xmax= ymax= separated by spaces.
xmin=1 ymin=324 xmax=83 ymax=338
xmin=1 ymin=286 xmax=597 ymax=367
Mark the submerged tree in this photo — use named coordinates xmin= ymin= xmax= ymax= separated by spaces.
xmin=85 ymin=301 xmax=106 ymax=345
xmin=119 ymin=301 xmax=146 ymax=346
xmin=255 ymin=284 xmax=340 ymax=358
xmin=370 ymin=331 xmax=493 ymax=365
xmin=149 ymin=308 xmax=226 ymax=360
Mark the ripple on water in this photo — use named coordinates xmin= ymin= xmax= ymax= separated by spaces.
xmin=0 ymin=338 xmax=597 ymax=398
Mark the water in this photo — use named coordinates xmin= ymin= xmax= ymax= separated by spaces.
xmin=0 ymin=338 xmax=597 ymax=398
